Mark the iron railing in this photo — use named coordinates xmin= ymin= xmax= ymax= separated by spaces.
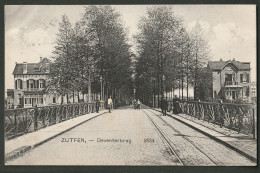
xmin=167 ymin=101 xmax=256 ymax=138
xmin=5 ymin=102 xmax=104 ymax=140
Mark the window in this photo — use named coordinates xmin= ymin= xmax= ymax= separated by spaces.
xmin=27 ymin=79 xmax=36 ymax=89
xmin=38 ymin=98 xmax=43 ymax=104
xmin=39 ymin=79 xmax=45 ymax=88
xmin=39 ymin=98 xmax=43 ymax=104
xmin=18 ymin=94 xmax=22 ymax=105
xmin=25 ymin=98 xmax=31 ymax=104
xmin=53 ymin=97 xmax=56 ymax=103
xmin=15 ymin=79 xmax=23 ymax=89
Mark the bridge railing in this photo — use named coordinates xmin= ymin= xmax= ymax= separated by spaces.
xmin=5 ymin=102 xmax=104 ymax=140
xmin=168 ymin=101 xmax=256 ymax=138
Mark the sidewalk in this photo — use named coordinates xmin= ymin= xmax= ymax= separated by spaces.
xmin=153 ymin=108 xmax=257 ymax=163
xmin=5 ymin=110 xmax=107 ymax=162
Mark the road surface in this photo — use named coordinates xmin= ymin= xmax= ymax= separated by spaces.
xmin=6 ymin=106 xmax=255 ymax=166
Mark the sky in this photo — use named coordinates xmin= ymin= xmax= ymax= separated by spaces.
xmin=5 ymin=5 xmax=256 ymax=92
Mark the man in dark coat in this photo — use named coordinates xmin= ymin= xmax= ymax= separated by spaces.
xmin=172 ymin=95 xmax=181 ymax=114
xmin=96 ymin=98 xmax=101 ymax=113
xmin=160 ymin=98 xmax=168 ymax=116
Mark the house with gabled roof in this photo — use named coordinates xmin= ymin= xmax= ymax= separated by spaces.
xmin=13 ymin=57 xmax=57 ymax=108
xmin=208 ymin=58 xmax=251 ymax=102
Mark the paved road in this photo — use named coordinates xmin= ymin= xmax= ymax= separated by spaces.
xmin=6 ymin=106 xmax=255 ymax=165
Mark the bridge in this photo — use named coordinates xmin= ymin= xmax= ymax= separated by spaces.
xmin=4 ymin=101 xmax=256 ymax=166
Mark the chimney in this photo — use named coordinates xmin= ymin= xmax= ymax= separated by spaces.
xmin=233 ymin=58 xmax=235 ymax=61
xmin=40 ymin=57 xmax=43 ymax=61
xmin=220 ymin=58 xmax=223 ymax=61
xmin=46 ymin=63 xmax=50 ymax=73
xmin=23 ymin=62 xmax=27 ymax=74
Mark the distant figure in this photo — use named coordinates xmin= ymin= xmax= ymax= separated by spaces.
xmin=132 ymin=99 xmax=136 ymax=109
xmin=160 ymin=98 xmax=168 ymax=116
xmin=137 ymin=99 xmax=141 ymax=110
xmin=172 ymin=95 xmax=181 ymax=114
xmin=96 ymin=97 xmax=101 ymax=113
xmin=107 ymin=96 xmax=113 ymax=113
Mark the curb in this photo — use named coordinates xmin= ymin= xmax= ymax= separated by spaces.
xmin=151 ymin=108 xmax=257 ymax=163
xmin=5 ymin=111 xmax=107 ymax=163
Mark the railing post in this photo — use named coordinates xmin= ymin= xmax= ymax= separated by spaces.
xmin=34 ymin=108 xmax=38 ymax=131
xmin=252 ymin=107 xmax=255 ymax=139
xmin=218 ymin=103 xmax=223 ymax=128
xmin=14 ymin=110 xmax=17 ymax=138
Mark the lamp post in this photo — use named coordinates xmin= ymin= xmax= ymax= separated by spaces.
xmin=162 ymin=75 xmax=165 ymax=99
xmin=100 ymin=76 xmax=103 ymax=101
xmin=151 ymin=77 xmax=156 ymax=108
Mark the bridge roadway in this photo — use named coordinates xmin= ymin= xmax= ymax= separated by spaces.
xmin=6 ymin=105 xmax=255 ymax=166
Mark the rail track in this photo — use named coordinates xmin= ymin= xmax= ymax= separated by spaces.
xmin=142 ymin=108 xmax=255 ymax=166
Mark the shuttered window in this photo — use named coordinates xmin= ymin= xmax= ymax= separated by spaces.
xmin=15 ymin=79 xmax=23 ymax=89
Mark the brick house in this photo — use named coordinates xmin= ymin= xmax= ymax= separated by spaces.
xmin=208 ymin=58 xmax=251 ymax=102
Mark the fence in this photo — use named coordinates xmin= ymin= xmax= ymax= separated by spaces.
xmin=5 ymin=102 xmax=104 ymax=140
xmin=167 ymin=101 xmax=256 ymax=138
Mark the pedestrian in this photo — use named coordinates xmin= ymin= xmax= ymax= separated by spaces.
xmin=172 ymin=95 xmax=181 ymax=114
xmin=107 ymin=96 xmax=113 ymax=113
xmin=96 ymin=97 xmax=101 ymax=113
xmin=132 ymin=99 xmax=136 ymax=109
xmin=137 ymin=99 xmax=141 ymax=110
xmin=160 ymin=98 xmax=168 ymax=116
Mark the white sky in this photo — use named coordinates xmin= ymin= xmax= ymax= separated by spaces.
xmin=5 ymin=5 xmax=256 ymax=91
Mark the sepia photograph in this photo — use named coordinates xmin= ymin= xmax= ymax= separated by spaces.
xmin=4 ymin=4 xmax=257 ymax=166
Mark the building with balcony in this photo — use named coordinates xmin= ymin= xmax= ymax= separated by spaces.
xmin=208 ymin=58 xmax=251 ymax=102
xmin=13 ymin=58 xmax=54 ymax=108
xmin=12 ymin=57 xmax=95 ymax=108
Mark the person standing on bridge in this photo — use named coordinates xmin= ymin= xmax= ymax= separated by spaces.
xmin=160 ymin=98 xmax=168 ymax=116
xmin=96 ymin=97 xmax=101 ymax=113
xmin=107 ymin=96 xmax=113 ymax=113
xmin=172 ymin=95 xmax=181 ymax=114
xmin=137 ymin=99 xmax=141 ymax=110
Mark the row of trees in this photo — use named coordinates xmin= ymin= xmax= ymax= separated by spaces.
xmin=47 ymin=6 xmax=133 ymax=103
xmin=134 ymin=6 xmax=212 ymax=106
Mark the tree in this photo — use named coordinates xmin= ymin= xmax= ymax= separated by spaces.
xmin=47 ymin=15 xmax=74 ymax=102
xmin=135 ymin=6 xmax=182 ymax=106
xmin=81 ymin=5 xmax=133 ymax=101
xmin=190 ymin=21 xmax=211 ymax=100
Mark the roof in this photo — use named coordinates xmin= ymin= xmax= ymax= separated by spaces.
xmin=13 ymin=58 xmax=51 ymax=75
xmin=208 ymin=60 xmax=250 ymax=71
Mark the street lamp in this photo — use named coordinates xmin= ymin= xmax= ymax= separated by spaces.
xmin=162 ymin=75 xmax=166 ymax=99
xmin=151 ymin=77 xmax=156 ymax=108
xmin=100 ymin=76 xmax=103 ymax=101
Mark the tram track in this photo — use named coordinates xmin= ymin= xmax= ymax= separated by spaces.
xmin=143 ymin=108 xmax=256 ymax=166
xmin=143 ymin=109 xmax=219 ymax=166
xmin=142 ymin=109 xmax=184 ymax=165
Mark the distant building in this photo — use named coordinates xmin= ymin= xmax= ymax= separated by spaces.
xmin=13 ymin=58 xmax=83 ymax=108
xmin=208 ymin=58 xmax=251 ymax=102
xmin=13 ymin=58 xmax=52 ymax=108
xmin=5 ymin=89 xmax=14 ymax=109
